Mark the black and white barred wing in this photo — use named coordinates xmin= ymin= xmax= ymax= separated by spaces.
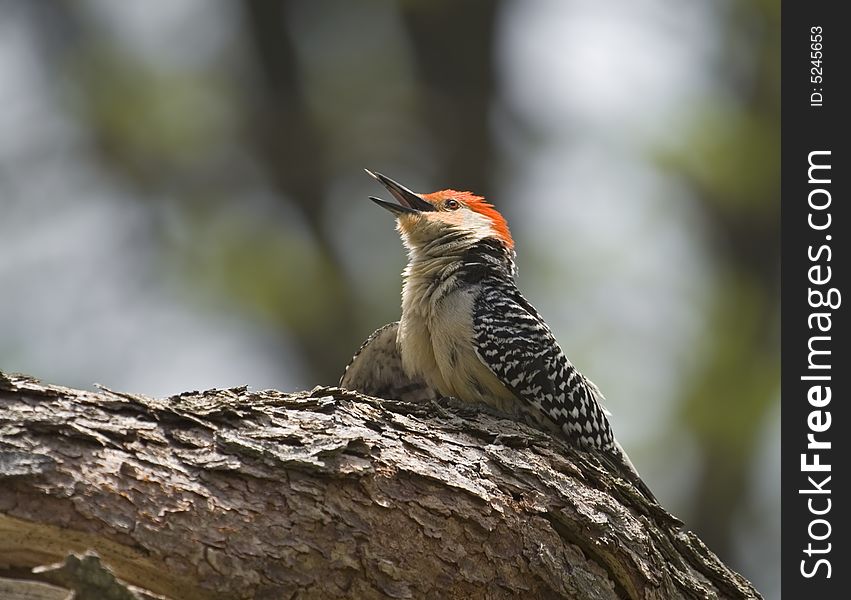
xmin=472 ymin=285 xmax=657 ymax=502
xmin=471 ymin=285 xmax=617 ymax=451
xmin=340 ymin=321 xmax=438 ymax=403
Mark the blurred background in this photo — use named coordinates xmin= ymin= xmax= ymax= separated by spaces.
xmin=0 ymin=0 xmax=779 ymax=595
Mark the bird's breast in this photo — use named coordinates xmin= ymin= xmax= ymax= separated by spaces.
xmin=399 ymin=284 xmax=518 ymax=411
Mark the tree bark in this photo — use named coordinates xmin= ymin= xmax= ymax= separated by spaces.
xmin=0 ymin=372 xmax=760 ymax=600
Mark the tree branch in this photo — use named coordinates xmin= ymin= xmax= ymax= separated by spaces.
xmin=0 ymin=372 xmax=760 ymax=599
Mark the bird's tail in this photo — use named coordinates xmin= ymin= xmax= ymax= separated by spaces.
xmin=603 ymin=440 xmax=658 ymax=504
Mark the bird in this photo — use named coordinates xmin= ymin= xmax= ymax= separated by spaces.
xmin=340 ymin=170 xmax=655 ymax=501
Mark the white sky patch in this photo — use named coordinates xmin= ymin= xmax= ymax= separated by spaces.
xmin=497 ymin=0 xmax=719 ymax=142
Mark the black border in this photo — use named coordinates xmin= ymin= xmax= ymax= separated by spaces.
xmin=781 ymin=4 xmax=849 ymax=597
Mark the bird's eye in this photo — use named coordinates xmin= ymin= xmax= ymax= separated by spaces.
xmin=445 ymin=199 xmax=460 ymax=210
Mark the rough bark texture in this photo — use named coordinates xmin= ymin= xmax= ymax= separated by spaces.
xmin=0 ymin=372 xmax=761 ymax=600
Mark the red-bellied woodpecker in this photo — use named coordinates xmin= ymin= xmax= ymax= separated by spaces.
xmin=341 ymin=170 xmax=655 ymax=501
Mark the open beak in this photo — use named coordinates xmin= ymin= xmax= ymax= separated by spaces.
xmin=366 ymin=169 xmax=435 ymax=215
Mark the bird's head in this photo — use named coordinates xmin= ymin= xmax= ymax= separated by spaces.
xmin=366 ymin=170 xmax=514 ymax=253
